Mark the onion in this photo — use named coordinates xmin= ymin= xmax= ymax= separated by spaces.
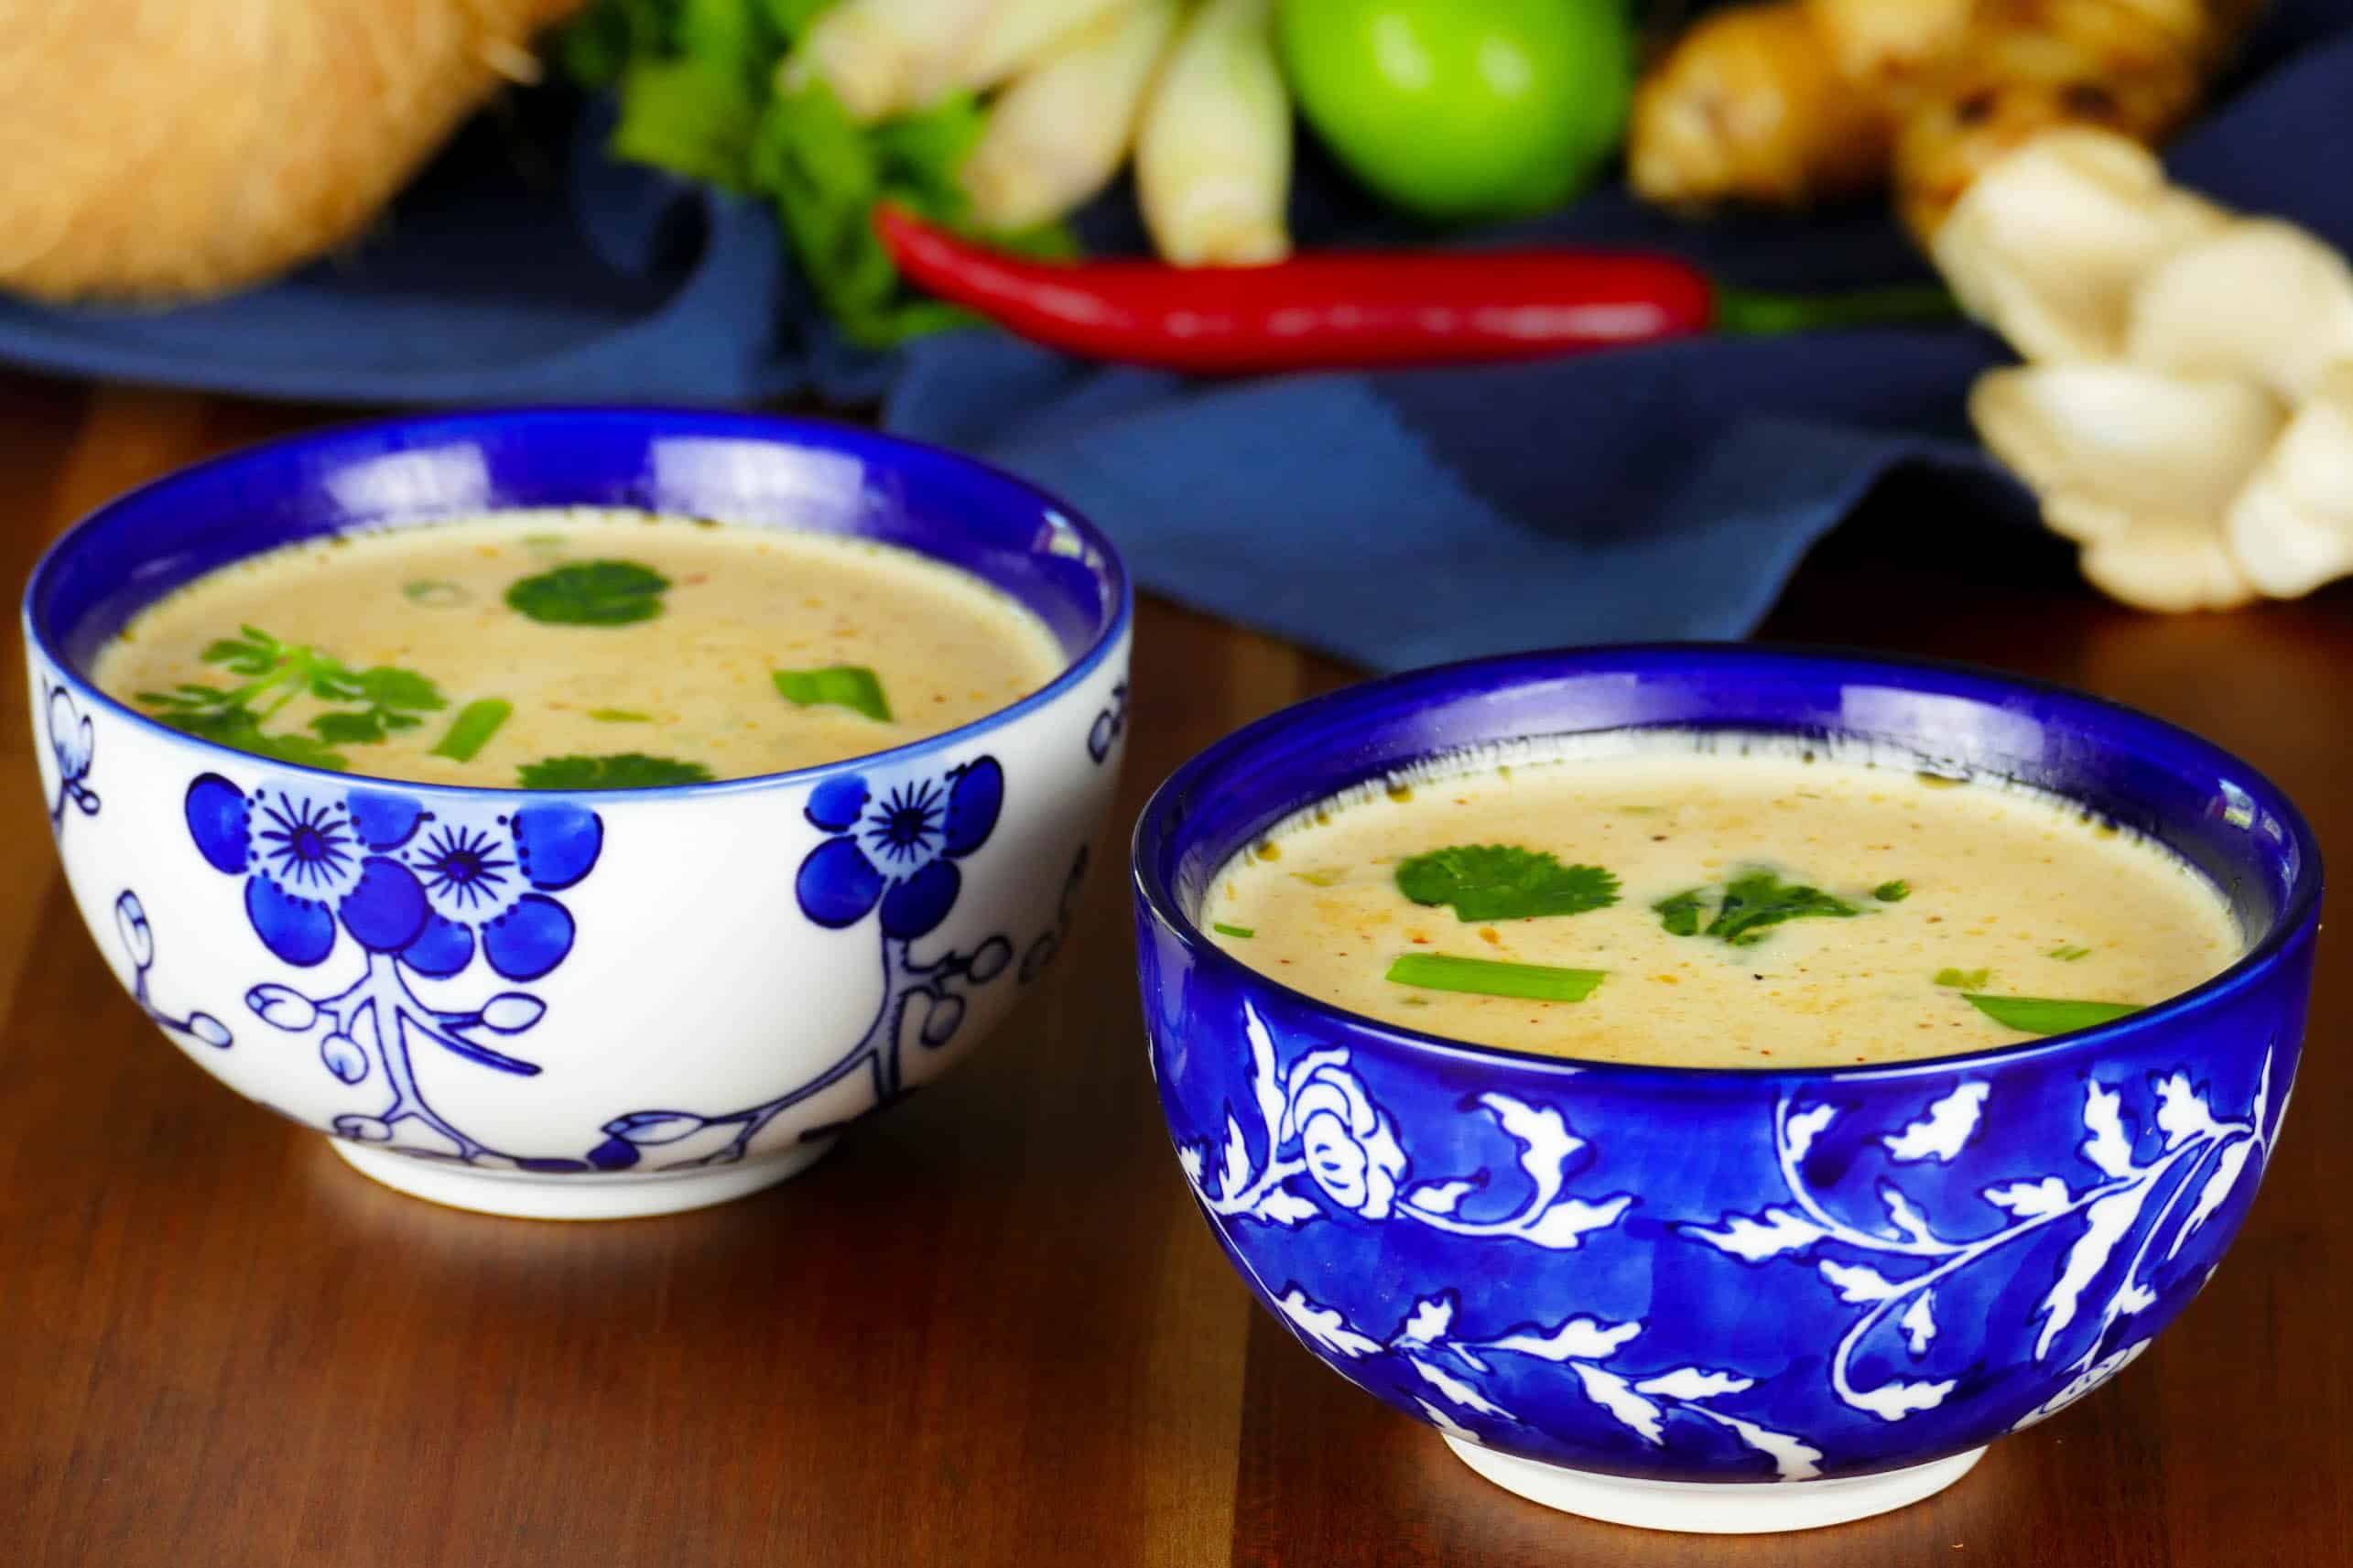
xmin=0 ymin=0 xmax=583 ymax=302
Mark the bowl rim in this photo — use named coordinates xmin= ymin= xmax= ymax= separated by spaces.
xmin=23 ymin=406 xmax=1133 ymax=801
xmin=1132 ymin=641 xmax=2325 ymax=1086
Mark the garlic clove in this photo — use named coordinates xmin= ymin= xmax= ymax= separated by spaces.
xmin=2225 ymin=362 xmax=2353 ymax=598
xmin=1931 ymin=128 xmax=2227 ymax=363
xmin=1969 ymin=363 xmax=2285 ymax=544
xmin=2126 ymin=219 xmax=2353 ymax=405
xmin=2080 ymin=517 xmax=2261 ymax=613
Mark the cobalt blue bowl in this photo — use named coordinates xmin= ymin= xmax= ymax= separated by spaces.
xmin=1133 ymin=645 xmax=2319 ymax=1534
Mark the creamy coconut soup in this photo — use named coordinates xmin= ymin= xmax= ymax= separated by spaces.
xmin=92 ymin=509 xmax=1066 ymax=787
xmin=1206 ymin=739 xmax=2243 ymax=1067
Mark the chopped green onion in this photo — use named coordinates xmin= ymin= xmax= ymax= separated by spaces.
xmin=1962 ymin=994 xmax=2141 ymax=1035
xmin=1935 ymin=968 xmax=1991 ymax=989
xmin=1385 ymin=954 xmax=1606 ymax=1002
xmin=402 ymin=579 xmax=468 ymax=607
xmin=773 ymin=665 xmax=892 ymax=722
xmin=2046 ymin=945 xmax=2092 ymax=962
xmin=429 ymin=699 xmax=513 ymax=762
xmin=1874 ymin=880 xmax=1911 ymax=903
xmin=588 ymin=708 xmax=653 ymax=723
xmin=1212 ymin=923 xmax=1254 ymax=938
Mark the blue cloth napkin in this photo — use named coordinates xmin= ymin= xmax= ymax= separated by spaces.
xmin=4 ymin=4 xmax=2348 ymax=669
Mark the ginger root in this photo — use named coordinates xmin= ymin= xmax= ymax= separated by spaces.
xmin=1630 ymin=0 xmax=2256 ymax=244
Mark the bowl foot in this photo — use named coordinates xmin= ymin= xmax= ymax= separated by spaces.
xmin=1442 ymin=1435 xmax=1985 ymax=1534
xmin=328 ymin=1138 xmax=836 ymax=1219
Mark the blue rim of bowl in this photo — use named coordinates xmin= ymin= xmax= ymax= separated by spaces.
xmin=1132 ymin=642 xmax=2326 ymax=1086
xmin=23 ymin=406 xmax=1133 ymax=801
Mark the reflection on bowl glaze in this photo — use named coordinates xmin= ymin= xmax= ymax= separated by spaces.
xmin=28 ymin=409 xmax=1130 ymax=1220
xmin=1133 ymin=646 xmax=2317 ymax=1534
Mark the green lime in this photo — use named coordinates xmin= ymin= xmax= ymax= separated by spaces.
xmin=1277 ymin=0 xmax=1634 ymax=222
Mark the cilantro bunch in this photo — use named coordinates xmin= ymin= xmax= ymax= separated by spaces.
xmin=560 ymin=0 xmax=1073 ymax=348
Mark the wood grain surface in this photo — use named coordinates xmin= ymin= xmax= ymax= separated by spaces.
xmin=1 ymin=378 xmax=2344 ymax=1567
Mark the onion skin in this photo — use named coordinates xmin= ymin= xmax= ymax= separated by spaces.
xmin=0 ymin=0 xmax=584 ymax=302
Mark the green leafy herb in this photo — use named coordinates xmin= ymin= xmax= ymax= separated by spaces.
xmin=1658 ymin=869 xmax=1860 ymax=946
xmin=1936 ymin=968 xmax=1992 ymax=989
xmin=1385 ymin=954 xmax=1607 ymax=1002
xmin=403 ymin=579 xmax=469 ymax=607
xmin=1212 ymin=923 xmax=1255 ymax=939
xmin=559 ymin=0 xmax=1075 ymax=349
xmin=517 ymin=753 xmax=715 ymax=790
xmin=588 ymin=708 xmax=653 ymax=723
xmin=1962 ymin=994 xmax=2141 ymax=1035
xmin=135 ymin=626 xmax=443 ymax=769
xmin=1393 ymin=845 xmax=1619 ymax=924
xmin=772 ymin=664 xmax=892 ymax=722
xmin=431 ymin=699 xmax=514 ymax=763
xmin=1874 ymin=880 xmax=1911 ymax=903
xmin=2046 ymin=945 xmax=2092 ymax=962
xmin=1654 ymin=888 xmax=1708 ymax=937
xmin=505 ymin=560 xmax=670 ymax=626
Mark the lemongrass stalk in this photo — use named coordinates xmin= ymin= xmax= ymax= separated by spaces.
xmin=960 ymin=0 xmax=1179 ymax=231
xmin=946 ymin=0 xmax=1134 ymax=95
xmin=779 ymin=0 xmax=1002 ymax=124
xmin=1134 ymin=0 xmax=1291 ymax=267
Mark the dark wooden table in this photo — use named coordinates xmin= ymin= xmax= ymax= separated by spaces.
xmin=3 ymin=375 xmax=2346 ymax=1567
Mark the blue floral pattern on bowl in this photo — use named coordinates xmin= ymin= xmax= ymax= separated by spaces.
xmin=183 ymin=773 xmax=603 ymax=1165
xmin=1135 ymin=645 xmax=2320 ymax=1523
xmin=586 ymin=756 xmax=1044 ymax=1172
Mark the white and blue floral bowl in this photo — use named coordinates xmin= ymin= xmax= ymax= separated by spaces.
xmin=1134 ymin=646 xmax=2319 ymax=1533
xmin=27 ymin=409 xmax=1130 ymax=1219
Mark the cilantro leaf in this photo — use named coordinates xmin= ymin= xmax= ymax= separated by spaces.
xmin=1656 ymin=869 xmax=1863 ymax=946
xmin=147 ymin=705 xmax=352 ymax=771
xmin=1705 ymin=870 xmax=1860 ymax=946
xmin=1394 ymin=845 xmax=1619 ymax=923
xmin=141 ymin=626 xmax=441 ymax=769
xmin=517 ymin=753 xmax=715 ymax=790
xmin=1385 ymin=954 xmax=1607 ymax=1002
xmin=1962 ymin=994 xmax=2141 ymax=1035
xmin=772 ymin=665 xmax=892 ymax=722
xmin=1653 ymin=888 xmax=1708 ymax=937
xmin=505 ymin=561 xmax=670 ymax=627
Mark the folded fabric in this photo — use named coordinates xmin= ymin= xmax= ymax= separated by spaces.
xmin=2 ymin=5 xmax=2346 ymax=670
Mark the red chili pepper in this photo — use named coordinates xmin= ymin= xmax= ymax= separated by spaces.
xmin=875 ymin=206 xmax=1951 ymax=376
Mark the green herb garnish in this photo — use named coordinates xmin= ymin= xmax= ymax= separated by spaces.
xmin=430 ymin=699 xmax=513 ymax=763
xmin=1213 ymin=923 xmax=1255 ymax=939
xmin=403 ymin=579 xmax=469 ymax=607
xmin=505 ymin=560 xmax=670 ymax=626
xmin=517 ymin=753 xmax=714 ymax=790
xmin=2046 ymin=945 xmax=2092 ymax=962
xmin=1394 ymin=845 xmax=1619 ymax=924
xmin=560 ymin=0 xmax=1076 ymax=349
xmin=1936 ymin=968 xmax=1992 ymax=989
xmin=1654 ymin=888 xmax=1708 ymax=937
xmin=588 ymin=708 xmax=653 ymax=723
xmin=1874 ymin=880 xmax=1911 ymax=903
xmin=1385 ymin=954 xmax=1607 ymax=1002
xmin=136 ymin=625 xmax=443 ymax=768
xmin=1962 ymin=994 xmax=2141 ymax=1035
xmin=1658 ymin=869 xmax=1860 ymax=946
xmin=772 ymin=665 xmax=892 ymax=722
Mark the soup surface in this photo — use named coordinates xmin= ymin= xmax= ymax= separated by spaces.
xmin=92 ymin=509 xmax=1067 ymax=787
xmin=1205 ymin=739 xmax=2242 ymax=1067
